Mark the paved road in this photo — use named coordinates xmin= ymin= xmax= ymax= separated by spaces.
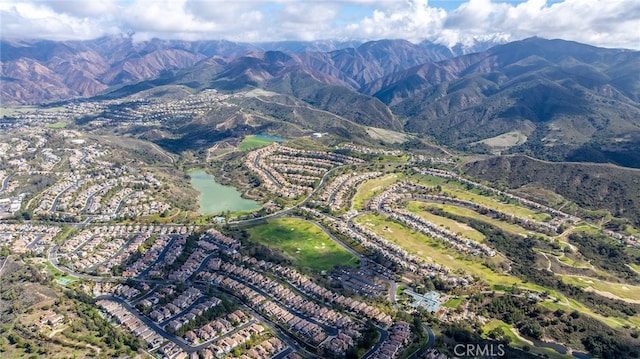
xmin=313 ymin=220 xmax=365 ymax=263
xmin=196 ymin=281 xmax=318 ymax=359
xmin=253 ymin=153 xmax=283 ymax=188
xmin=326 ymin=176 xmax=349 ymax=205
xmin=223 ymin=272 xmax=339 ymax=336
xmin=77 ymin=215 xmax=97 ymax=228
xmin=1 ymin=173 xmax=14 ymax=192
xmin=50 ymin=184 xmax=75 ymax=212
xmin=97 ymin=294 xmax=270 ymax=354
xmin=361 ymin=326 xmax=389 ymax=359
xmin=26 ymin=234 xmax=45 ymax=250
xmin=228 ymin=163 xmax=349 ymax=227
xmin=138 ymin=236 xmax=178 ymax=278
xmin=47 ymin=242 xmax=123 ymax=282
xmin=158 ymin=296 xmax=210 ymax=327
xmin=236 ymin=302 xmax=314 ymax=359
xmin=406 ymin=323 xmax=436 ymax=359
xmin=97 ymin=295 xmax=191 ymax=350
xmin=388 ymin=280 xmax=399 ymax=306
xmin=114 ymin=193 xmax=133 ymax=215
xmin=0 ymin=256 xmax=9 ymax=279
xmin=81 ymin=189 xmax=102 ymax=213
xmin=130 ymin=284 xmax=160 ymax=305
xmin=79 ymin=150 xmax=90 ymax=166
xmin=87 ymin=233 xmax=141 ymax=272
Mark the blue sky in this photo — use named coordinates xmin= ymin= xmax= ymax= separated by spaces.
xmin=1 ymin=0 xmax=638 ymax=49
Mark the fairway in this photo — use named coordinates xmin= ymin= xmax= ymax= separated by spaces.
xmin=539 ymin=300 xmax=640 ymax=328
xmin=354 ymin=214 xmax=539 ymax=290
xmin=406 ymin=201 xmax=486 ymax=242
xmin=247 ymin=217 xmax=359 ymax=271
xmin=353 ymin=173 xmax=402 ymax=210
xmin=482 ymin=319 xmax=570 ymax=359
xmin=412 ymin=174 xmax=550 ymax=221
xmin=629 ymin=263 xmax=640 ymax=275
xmin=422 ymin=203 xmax=536 ymax=237
xmin=559 ymin=275 xmax=640 ymax=302
xmin=239 ymin=135 xmax=286 ymax=151
xmin=46 ymin=121 xmax=68 ymax=129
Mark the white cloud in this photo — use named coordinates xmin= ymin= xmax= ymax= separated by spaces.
xmin=0 ymin=0 xmax=638 ymax=49
xmin=0 ymin=2 xmax=119 ymax=40
xmin=44 ymin=0 xmax=119 ymax=18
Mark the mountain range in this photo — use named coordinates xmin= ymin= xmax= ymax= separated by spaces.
xmin=0 ymin=36 xmax=493 ymax=105
xmin=2 ymin=36 xmax=639 ymax=167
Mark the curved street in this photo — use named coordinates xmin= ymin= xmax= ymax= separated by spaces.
xmin=1 ymin=173 xmax=14 ymax=192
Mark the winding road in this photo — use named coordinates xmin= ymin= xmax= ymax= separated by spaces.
xmin=228 ymin=163 xmax=350 ymax=227
xmin=1 ymin=173 xmax=14 ymax=192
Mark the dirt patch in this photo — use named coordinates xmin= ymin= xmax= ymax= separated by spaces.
xmin=473 ymin=130 xmax=528 ymax=154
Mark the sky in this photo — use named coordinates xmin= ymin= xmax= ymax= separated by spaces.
xmin=0 ymin=0 xmax=639 ymax=49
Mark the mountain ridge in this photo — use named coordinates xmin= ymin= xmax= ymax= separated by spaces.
xmin=0 ymin=36 xmax=497 ymax=105
xmin=2 ymin=36 xmax=639 ymax=168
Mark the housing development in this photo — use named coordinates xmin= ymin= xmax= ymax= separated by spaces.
xmin=2 ymin=94 xmax=640 ymax=359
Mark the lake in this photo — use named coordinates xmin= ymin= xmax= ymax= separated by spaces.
xmin=189 ymin=169 xmax=260 ymax=215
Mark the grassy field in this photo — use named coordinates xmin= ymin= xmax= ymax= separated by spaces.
xmin=482 ymin=319 xmax=570 ymax=359
xmin=354 ymin=214 xmax=544 ymax=291
xmin=423 ymin=203 xmax=536 ymax=237
xmin=474 ymin=130 xmax=528 ymax=152
xmin=443 ymin=297 xmax=464 ymax=308
xmin=0 ymin=106 xmax=39 ymax=116
xmin=412 ymin=174 xmax=550 ymax=221
xmin=246 ymin=217 xmax=359 ymax=271
xmin=32 ymin=258 xmax=78 ymax=285
xmin=539 ymin=300 xmax=640 ymax=328
xmin=559 ymin=275 xmax=640 ymax=302
xmin=239 ymin=135 xmax=278 ymax=150
xmin=353 ymin=173 xmax=402 ymax=210
xmin=624 ymin=225 xmax=640 ymax=236
xmin=46 ymin=121 xmax=68 ymax=129
xmin=406 ymin=201 xmax=486 ymax=242
xmin=445 ymin=188 xmax=549 ymax=221
xmin=555 ymin=254 xmax=592 ymax=268
xmin=515 ymin=186 xmax=569 ymax=208
xmin=353 ymin=212 xmax=640 ymax=330
xmin=0 ymin=106 xmax=66 ymax=117
xmin=629 ymin=263 xmax=640 ymax=275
